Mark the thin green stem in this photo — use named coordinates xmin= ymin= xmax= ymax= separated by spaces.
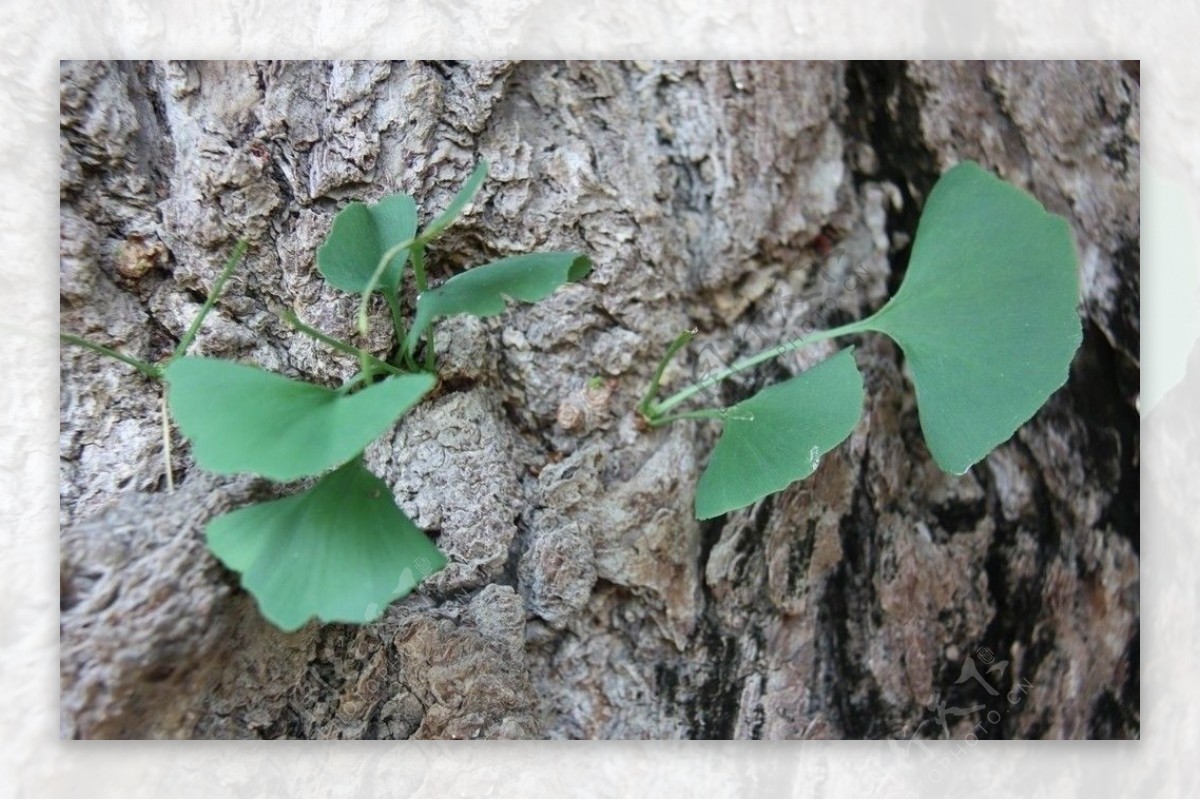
xmin=646 ymin=407 xmax=735 ymax=427
xmin=172 ymin=239 xmax=248 ymax=360
xmin=359 ymin=351 xmax=378 ymax=385
xmin=160 ymin=391 xmax=175 ymax=492
xmin=282 ymin=310 xmax=403 ymax=377
xmin=59 ymin=333 xmax=161 ymax=379
xmin=400 ymin=343 xmax=419 ymax=372
xmin=357 ymin=236 xmax=416 ymax=335
xmin=410 ymin=244 xmax=436 ymax=371
xmin=410 ymin=242 xmax=430 ymax=292
xmin=383 ymin=289 xmax=408 ymax=363
xmin=648 ymin=319 xmax=871 ymax=417
xmin=637 ymin=328 xmax=697 ymax=417
xmin=383 ymin=289 xmax=419 ymax=370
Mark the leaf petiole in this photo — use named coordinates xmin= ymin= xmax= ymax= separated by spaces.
xmin=409 ymin=244 xmax=437 ymax=371
xmin=382 ymin=289 xmax=408 ymax=363
xmin=644 ymin=319 xmax=871 ymax=419
xmin=172 ymin=239 xmax=249 ymax=360
xmin=161 ymin=392 xmax=175 ymax=491
xmin=59 ymin=333 xmax=162 ymax=379
xmin=282 ymin=309 xmax=405 ymax=377
xmin=645 ymin=406 xmax=745 ymax=427
xmin=637 ymin=327 xmax=698 ymax=419
xmin=357 ymin=237 xmax=417 ymax=335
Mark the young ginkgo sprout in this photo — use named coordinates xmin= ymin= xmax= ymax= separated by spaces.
xmin=62 ymin=160 xmax=591 ymax=631
xmin=638 ymin=161 xmax=1081 ymax=520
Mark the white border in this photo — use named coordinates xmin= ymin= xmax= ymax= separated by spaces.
xmin=5 ymin=1 xmax=1196 ymax=796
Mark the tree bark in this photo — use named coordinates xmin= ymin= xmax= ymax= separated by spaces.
xmin=59 ymin=60 xmax=1139 ymax=739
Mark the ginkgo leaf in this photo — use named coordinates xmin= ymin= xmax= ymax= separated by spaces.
xmin=418 ymin=159 xmax=489 ymax=242
xmin=856 ymin=161 xmax=1081 ymax=475
xmin=164 ymin=357 xmax=434 ymax=481
xmin=207 ymin=458 xmax=446 ymax=631
xmin=317 ymin=193 xmax=418 ymax=294
xmin=694 ymin=348 xmax=864 ymax=520
xmin=404 ymin=252 xmax=592 ymax=353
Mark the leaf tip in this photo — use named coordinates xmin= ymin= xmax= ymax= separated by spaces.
xmin=568 ymin=253 xmax=593 ymax=282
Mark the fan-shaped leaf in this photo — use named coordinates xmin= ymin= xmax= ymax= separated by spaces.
xmin=404 ymin=252 xmax=592 ymax=353
xmin=695 ymin=348 xmax=864 ymax=520
xmin=317 ymin=193 xmax=418 ymax=294
xmin=165 ymin=357 xmax=434 ymax=481
xmin=858 ymin=161 xmax=1081 ymax=474
xmin=207 ymin=459 xmax=446 ymax=631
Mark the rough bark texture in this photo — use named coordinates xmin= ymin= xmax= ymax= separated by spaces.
xmin=59 ymin=60 xmax=1139 ymax=740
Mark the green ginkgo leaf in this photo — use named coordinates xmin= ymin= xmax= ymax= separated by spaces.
xmin=695 ymin=348 xmax=864 ymax=520
xmin=404 ymin=252 xmax=592 ymax=353
xmin=856 ymin=161 xmax=1081 ymax=474
xmin=164 ymin=357 xmax=434 ymax=481
xmin=317 ymin=192 xmax=418 ymax=294
xmin=418 ymin=159 xmax=489 ymax=242
xmin=207 ymin=458 xmax=446 ymax=631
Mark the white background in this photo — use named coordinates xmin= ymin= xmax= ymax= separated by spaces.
xmin=3 ymin=1 xmax=1194 ymax=796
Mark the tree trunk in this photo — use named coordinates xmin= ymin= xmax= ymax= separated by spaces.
xmin=59 ymin=60 xmax=1139 ymax=739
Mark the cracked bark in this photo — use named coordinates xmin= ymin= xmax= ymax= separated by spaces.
xmin=59 ymin=60 xmax=1139 ymax=739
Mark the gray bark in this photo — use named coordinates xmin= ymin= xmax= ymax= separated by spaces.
xmin=59 ymin=60 xmax=1139 ymax=739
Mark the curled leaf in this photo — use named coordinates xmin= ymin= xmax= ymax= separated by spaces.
xmin=418 ymin=159 xmax=489 ymax=242
xmin=165 ymin=357 xmax=434 ymax=481
xmin=207 ymin=459 xmax=446 ymax=631
xmin=404 ymin=252 xmax=592 ymax=353
xmin=694 ymin=348 xmax=864 ymax=520
xmin=858 ymin=161 xmax=1081 ymax=474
